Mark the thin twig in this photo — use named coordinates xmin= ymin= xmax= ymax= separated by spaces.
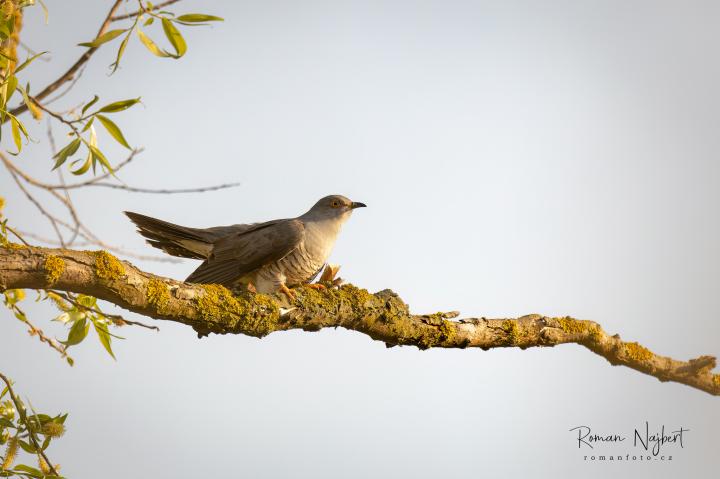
xmin=3 ymin=145 xmax=239 ymax=194
xmin=84 ymin=181 xmax=241 ymax=194
xmin=44 ymin=65 xmax=87 ymax=106
xmin=111 ymin=0 xmax=182 ymax=22
xmin=4 ymin=224 xmax=30 ymax=246
xmin=18 ymin=42 xmax=51 ymax=61
xmin=50 ymin=290 xmax=159 ymax=331
xmin=7 ymin=168 xmax=66 ymax=247
xmin=9 ymin=304 xmax=71 ymax=360
xmin=46 ymin=121 xmax=81 ymax=245
xmin=14 ymin=229 xmax=183 ymax=263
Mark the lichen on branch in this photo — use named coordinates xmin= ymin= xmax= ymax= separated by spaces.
xmin=1 ymin=243 xmax=719 ymax=396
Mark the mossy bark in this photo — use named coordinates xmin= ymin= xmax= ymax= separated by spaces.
xmin=1 ymin=243 xmax=719 ymax=396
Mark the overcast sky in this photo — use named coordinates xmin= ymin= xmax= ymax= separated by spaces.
xmin=1 ymin=1 xmax=719 ymax=477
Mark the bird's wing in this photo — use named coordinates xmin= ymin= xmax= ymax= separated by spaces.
xmin=185 ymin=219 xmax=304 ymax=286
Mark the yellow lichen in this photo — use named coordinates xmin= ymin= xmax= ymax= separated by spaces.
xmin=94 ymin=251 xmax=124 ymax=280
xmin=438 ymin=319 xmax=457 ymax=344
xmin=555 ymin=316 xmax=588 ymax=334
xmin=297 ymin=283 xmax=374 ymax=313
xmin=712 ymin=374 xmax=720 ymax=388
xmin=44 ymin=255 xmax=65 ymax=284
xmin=0 ymin=196 xmax=4 ymax=212
xmin=195 ymin=284 xmax=279 ymax=337
xmin=3 ymin=242 xmax=26 ymax=250
xmin=588 ymin=324 xmax=603 ymax=343
xmin=146 ymin=278 xmax=171 ymax=313
xmin=502 ymin=319 xmax=520 ymax=345
xmin=389 ymin=316 xmax=456 ymax=350
xmin=623 ymin=341 xmax=653 ymax=361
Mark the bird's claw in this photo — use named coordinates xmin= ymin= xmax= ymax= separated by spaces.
xmin=280 ymin=284 xmax=297 ymax=301
xmin=305 ymin=283 xmax=326 ymax=291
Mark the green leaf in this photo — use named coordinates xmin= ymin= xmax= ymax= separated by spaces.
xmin=81 ymin=116 xmax=95 ymax=132
xmin=143 ymin=16 xmax=154 ymax=26
xmin=110 ymin=31 xmax=131 ymax=73
xmin=14 ymin=51 xmax=48 ymax=74
xmin=6 ymin=112 xmax=28 ymax=138
xmin=97 ymin=97 xmax=140 ymax=113
xmin=78 ymin=28 xmax=126 ymax=48
xmin=76 ymin=295 xmax=97 ymax=308
xmin=161 ymin=18 xmax=186 ymax=57
xmin=88 ymin=145 xmax=113 ymax=172
xmin=63 ymin=318 xmax=89 ymax=346
xmin=95 ymin=114 xmax=131 ymax=149
xmin=70 ymin=156 xmax=91 ymax=176
xmin=17 ymin=440 xmax=37 ymax=454
xmin=5 ymin=74 xmax=17 ymax=103
xmin=33 ymin=414 xmax=52 ymax=424
xmin=81 ymin=95 xmax=99 ymax=115
xmin=93 ymin=321 xmax=116 ymax=360
xmin=52 ymin=137 xmax=82 ymax=170
xmin=9 ymin=117 xmax=21 ymax=153
xmin=18 ymin=85 xmax=42 ymax=120
xmin=13 ymin=464 xmax=43 ymax=478
xmin=174 ymin=14 xmax=224 ymax=23
xmin=136 ymin=29 xmax=170 ymax=58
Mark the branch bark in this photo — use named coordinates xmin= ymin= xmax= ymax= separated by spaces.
xmin=1 ymin=244 xmax=719 ymax=396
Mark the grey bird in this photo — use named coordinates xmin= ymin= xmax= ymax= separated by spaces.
xmin=125 ymin=195 xmax=366 ymax=296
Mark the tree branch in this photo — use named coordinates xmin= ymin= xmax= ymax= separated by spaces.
xmin=6 ymin=0 xmax=125 ymax=120
xmin=1 ymin=244 xmax=718 ymax=396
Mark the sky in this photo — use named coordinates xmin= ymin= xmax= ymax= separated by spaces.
xmin=1 ymin=0 xmax=719 ymax=477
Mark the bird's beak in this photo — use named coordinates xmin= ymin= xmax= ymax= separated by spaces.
xmin=350 ymin=201 xmax=367 ymax=209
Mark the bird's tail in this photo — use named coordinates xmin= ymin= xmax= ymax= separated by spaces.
xmin=125 ymin=211 xmax=217 ymax=259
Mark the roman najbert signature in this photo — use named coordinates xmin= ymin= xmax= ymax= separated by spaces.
xmin=569 ymin=422 xmax=689 ymax=456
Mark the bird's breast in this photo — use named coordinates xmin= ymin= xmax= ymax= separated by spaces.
xmin=272 ymin=220 xmax=341 ymax=285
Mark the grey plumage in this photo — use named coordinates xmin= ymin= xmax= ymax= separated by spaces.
xmin=125 ymin=195 xmax=365 ymax=293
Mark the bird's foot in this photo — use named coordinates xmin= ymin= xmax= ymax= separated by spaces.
xmin=305 ymin=283 xmax=326 ymax=291
xmin=246 ymin=282 xmax=257 ymax=294
xmin=279 ymin=284 xmax=297 ymax=301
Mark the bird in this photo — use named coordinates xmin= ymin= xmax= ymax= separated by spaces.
xmin=125 ymin=195 xmax=366 ymax=298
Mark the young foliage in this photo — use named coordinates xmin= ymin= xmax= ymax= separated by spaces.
xmin=0 ymin=374 xmax=65 ymax=479
xmin=78 ymin=1 xmax=223 ymax=70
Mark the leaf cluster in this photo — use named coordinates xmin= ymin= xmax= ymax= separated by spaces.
xmin=51 ymin=97 xmax=140 ymax=175
xmin=79 ymin=1 xmax=223 ymax=72
xmin=0 ymin=376 xmax=66 ymax=479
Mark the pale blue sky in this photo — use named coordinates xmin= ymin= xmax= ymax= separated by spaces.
xmin=2 ymin=1 xmax=719 ymax=477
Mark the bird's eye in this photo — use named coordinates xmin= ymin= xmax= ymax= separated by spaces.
xmin=331 ymin=201 xmax=340 ymax=208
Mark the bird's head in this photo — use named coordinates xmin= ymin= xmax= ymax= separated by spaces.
xmin=305 ymin=194 xmax=366 ymax=221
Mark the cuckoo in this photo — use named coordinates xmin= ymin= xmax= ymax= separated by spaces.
xmin=125 ymin=195 xmax=366 ymax=298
